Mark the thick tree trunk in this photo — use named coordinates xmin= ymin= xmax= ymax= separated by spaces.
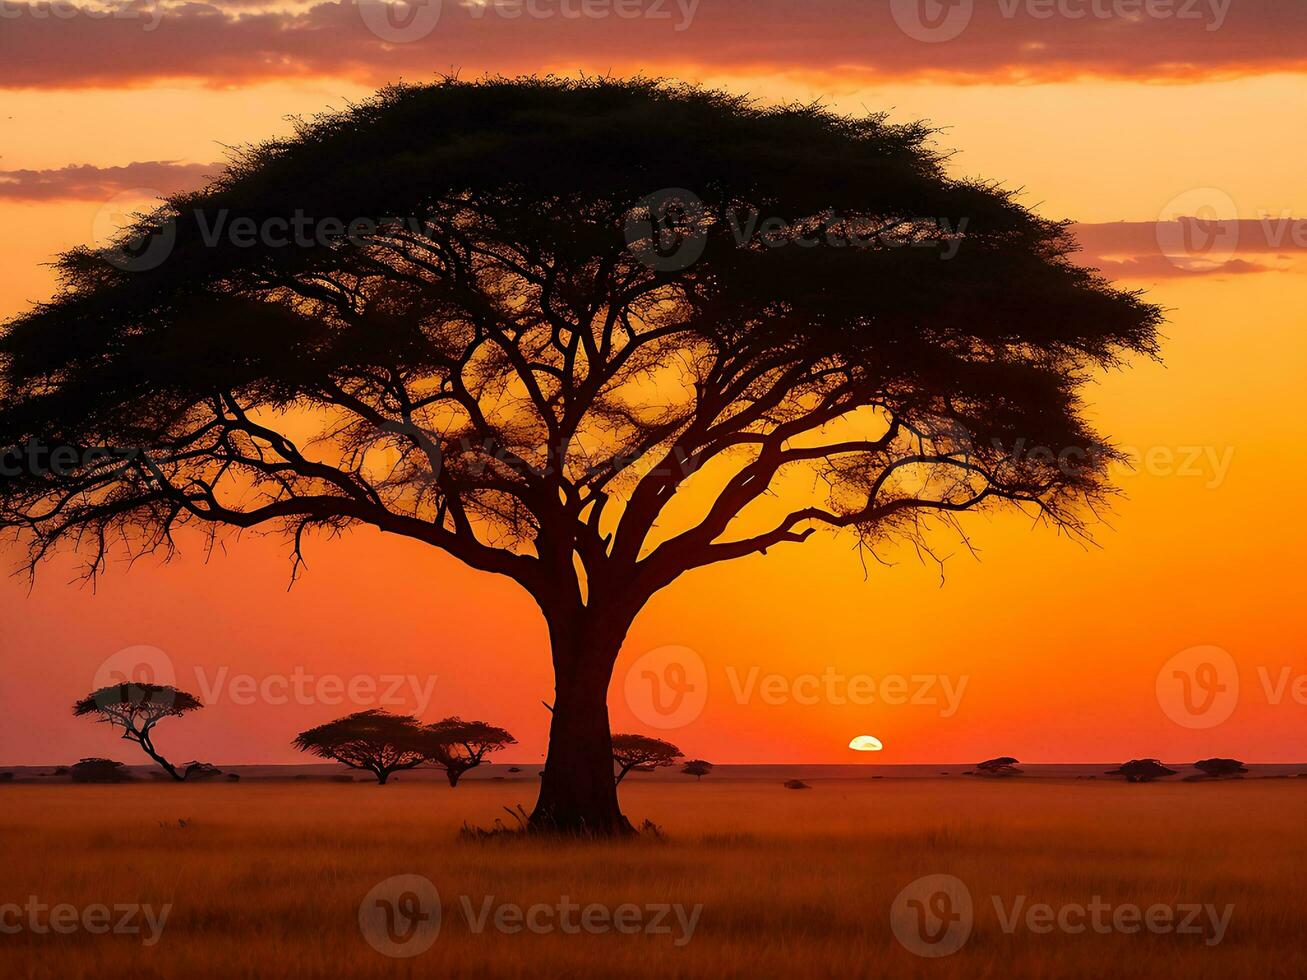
xmin=530 ymin=614 xmax=634 ymax=836
xmin=446 ymin=767 xmax=461 ymax=787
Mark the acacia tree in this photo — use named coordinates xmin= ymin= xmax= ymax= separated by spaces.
xmin=0 ymin=78 xmax=1160 ymax=834
xmin=425 ymin=717 xmax=516 ymax=786
xmin=292 ymin=709 xmax=430 ymax=784
xmin=1194 ymin=758 xmax=1247 ymax=779
xmin=72 ymin=683 xmax=204 ymax=781
xmin=973 ymin=756 xmax=1023 ymax=777
xmin=681 ymin=759 xmax=713 ymax=781
xmin=612 ymin=734 xmax=682 ymax=784
xmin=1106 ymin=759 xmax=1177 ymax=783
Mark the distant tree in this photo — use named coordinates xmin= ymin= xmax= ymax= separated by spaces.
xmin=1106 ymin=759 xmax=1177 ymax=783
xmin=0 ymin=78 xmax=1161 ymax=834
xmin=292 ymin=709 xmax=430 ymax=785
xmin=974 ymin=756 xmax=1023 ymax=777
xmin=611 ymin=734 xmax=682 ymax=784
xmin=681 ymin=759 xmax=714 ymax=781
xmin=424 ymin=718 xmax=517 ymax=786
xmin=1194 ymin=758 xmax=1248 ymax=779
xmin=72 ymin=683 xmax=203 ymax=781
xmin=783 ymin=779 xmax=811 ymax=790
xmin=70 ymin=758 xmax=133 ymax=783
xmin=182 ymin=761 xmax=224 ymax=781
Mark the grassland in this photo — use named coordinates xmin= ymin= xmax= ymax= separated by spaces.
xmin=1 ymin=777 xmax=1303 ymax=978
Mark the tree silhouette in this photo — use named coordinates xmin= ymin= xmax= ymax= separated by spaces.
xmin=973 ymin=756 xmax=1023 ymax=777
xmin=680 ymin=759 xmax=713 ymax=781
xmin=1194 ymin=758 xmax=1247 ymax=779
xmin=424 ymin=717 xmax=516 ymax=786
xmin=612 ymin=733 xmax=682 ymax=784
xmin=1106 ymin=759 xmax=1176 ymax=783
xmin=0 ymin=78 xmax=1161 ymax=834
xmin=72 ymin=684 xmax=203 ymax=781
xmin=70 ymin=758 xmax=133 ymax=783
xmin=292 ymin=709 xmax=431 ymax=784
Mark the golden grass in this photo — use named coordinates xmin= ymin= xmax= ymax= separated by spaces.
xmin=1 ymin=778 xmax=1303 ymax=978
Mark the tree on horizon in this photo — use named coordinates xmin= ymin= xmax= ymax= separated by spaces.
xmin=0 ymin=77 xmax=1160 ymax=834
xmin=425 ymin=717 xmax=516 ymax=786
xmin=292 ymin=709 xmax=431 ymax=785
xmin=612 ymin=733 xmax=682 ymax=784
xmin=72 ymin=683 xmax=204 ymax=781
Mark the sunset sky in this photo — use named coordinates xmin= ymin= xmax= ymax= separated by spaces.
xmin=1 ymin=0 xmax=1304 ymax=767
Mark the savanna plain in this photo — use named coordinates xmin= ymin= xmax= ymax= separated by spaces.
xmin=1 ymin=777 xmax=1303 ymax=978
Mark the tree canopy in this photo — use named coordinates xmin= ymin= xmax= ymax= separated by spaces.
xmin=612 ymin=733 xmax=682 ymax=783
xmin=425 ymin=717 xmax=516 ymax=786
xmin=292 ymin=708 xmax=432 ymax=784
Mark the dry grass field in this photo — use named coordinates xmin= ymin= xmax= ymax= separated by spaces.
xmin=1 ymin=777 xmax=1304 ymax=978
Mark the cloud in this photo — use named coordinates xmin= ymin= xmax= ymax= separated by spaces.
xmin=0 ymin=161 xmax=221 ymax=200
xmin=1070 ymin=219 xmax=1307 ymax=278
xmin=0 ymin=0 xmax=1303 ymax=90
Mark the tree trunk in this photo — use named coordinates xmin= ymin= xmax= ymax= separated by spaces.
xmin=530 ymin=614 xmax=633 ymax=836
xmin=134 ymin=730 xmax=182 ymax=781
xmin=446 ymin=767 xmax=461 ymax=787
xmin=376 ymin=769 xmax=390 ymax=785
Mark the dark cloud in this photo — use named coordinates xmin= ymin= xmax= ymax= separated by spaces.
xmin=0 ymin=161 xmax=221 ymax=200
xmin=0 ymin=0 xmax=1302 ymax=90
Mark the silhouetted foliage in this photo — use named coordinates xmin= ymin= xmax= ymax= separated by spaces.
xmin=0 ymin=77 xmax=1161 ymax=833
xmin=1194 ymin=758 xmax=1248 ymax=779
xmin=424 ymin=717 xmax=517 ymax=786
xmin=1106 ymin=759 xmax=1177 ymax=783
xmin=70 ymin=758 xmax=133 ymax=783
xmin=783 ymin=779 xmax=811 ymax=790
xmin=612 ymin=734 xmax=682 ymax=784
xmin=681 ymin=759 xmax=713 ymax=781
xmin=974 ymin=756 xmax=1023 ymax=777
xmin=72 ymin=683 xmax=203 ymax=781
xmin=292 ymin=709 xmax=432 ymax=784
xmin=182 ymin=761 xmax=224 ymax=780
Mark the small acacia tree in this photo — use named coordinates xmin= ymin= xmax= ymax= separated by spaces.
xmin=681 ymin=759 xmax=713 ymax=781
xmin=72 ymin=683 xmax=203 ymax=781
xmin=0 ymin=78 xmax=1161 ymax=834
xmin=1194 ymin=758 xmax=1247 ymax=779
xmin=1106 ymin=759 xmax=1176 ymax=783
xmin=612 ymin=734 xmax=682 ymax=784
xmin=70 ymin=757 xmax=133 ymax=783
xmin=292 ymin=709 xmax=430 ymax=784
xmin=974 ymin=756 xmax=1023 ymax=777
xmin=425 ymin=717 xmax=516 ymax=786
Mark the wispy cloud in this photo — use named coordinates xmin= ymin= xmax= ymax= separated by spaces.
xmin=0 ymin=0 xmax=1303 ymax=90
xmin=0 ymin=161 xmax=221 ymax=200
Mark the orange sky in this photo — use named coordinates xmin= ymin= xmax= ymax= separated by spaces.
xmin=1 ymin=2 xmax=1305 ymax=766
